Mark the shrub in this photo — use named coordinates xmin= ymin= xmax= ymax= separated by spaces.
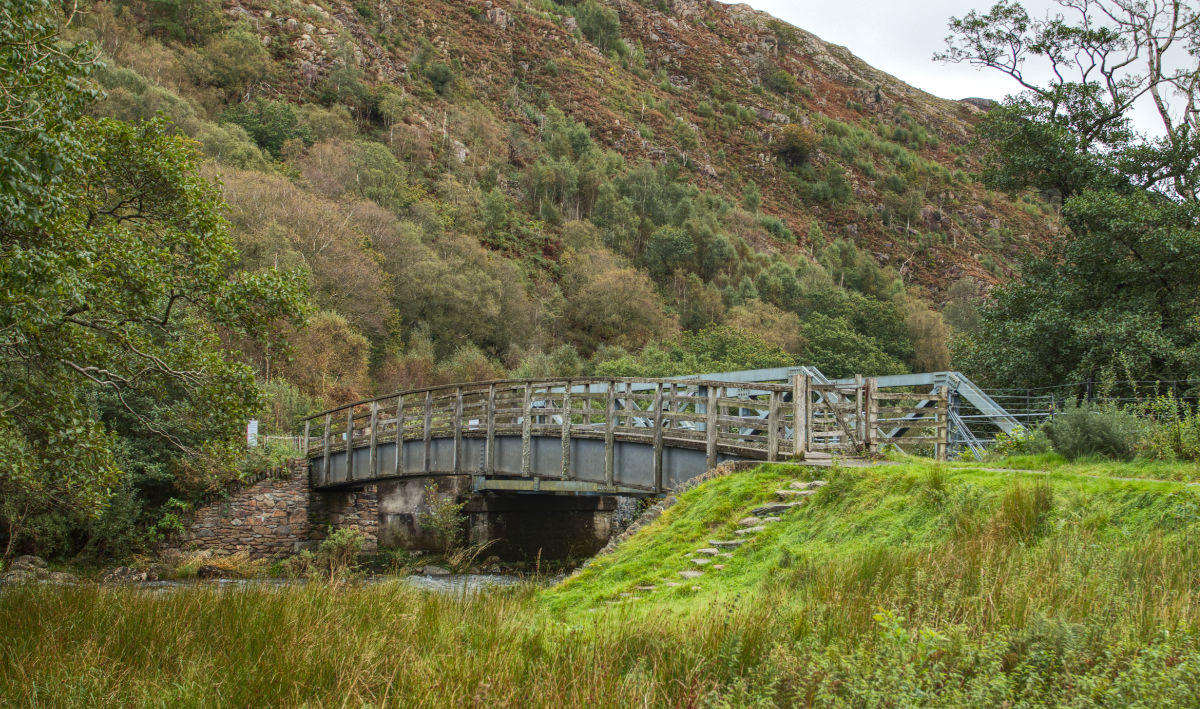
xmin=764 ymin=69 xmax=797 ymax=95
xmin=1044 ymin=403 xmax=1145 ymax=461
xmin=991 ymin=425 xmax=1052 ymax=457
xmin=776 ymin=124 xmax=820 ymax=166
xmin=1139 ymin=394 xmax=1200 ymax=462
xmin=277 ymin=527 xmax=366 ymax=581
xmin=221 ymin=100 xmax=313 ymax=157
xmin=424 ymin=62 xmax=456 ymax=97
xmin=417 ymin=484 xmax=467 ymax=553
xmin=573 ymin=0 xmax=625 ymax=55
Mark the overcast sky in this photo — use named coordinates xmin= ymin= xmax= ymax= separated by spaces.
xmin=718 ymin=0 xmax=1169 ymax=134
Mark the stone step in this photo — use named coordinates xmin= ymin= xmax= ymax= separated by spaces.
xmin=717 ymin=552 xmax=734 ymax=558
xmin=752 ymin=503 xmax=793 ymax=516
xmin=734 ymin=525 xmax=765 ymax=535
xmin=762 ymin=516 xmax=782 ymax=523
xmin=776 ymin=489 xmax=809 ymax=499
xmin=790 ymin=480 xmax=828 ymax=490
xmin=709 ymin=539 xmax=746 ymax=549
xmin=695 ymin=548 xmax=721 ymax=556
xmin=713 ymin=564 xmax=725 ymax=570
xmin=665 ymin=582 xmax=682 ymax=588
xmin=635 ymin=585 xmax=656 ymax=591
xmin=738 ymin=516 xmax=763 ymax=527
xmin=679 ymin=569 xmax=703 ymax=579
xmin=691 ymin=557 xmax=712 ymax=566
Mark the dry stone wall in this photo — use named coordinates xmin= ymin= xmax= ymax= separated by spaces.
xmin=176 ymin=460 xmax=377 ymax=559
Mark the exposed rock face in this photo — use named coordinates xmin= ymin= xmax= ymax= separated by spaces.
xmin=0 ymin=556 xmax=80 ymax=585
xmin=484 ymin=7 xmax=512 ymax=30
xmin=101 ymin=566 xmax=156 ymax=584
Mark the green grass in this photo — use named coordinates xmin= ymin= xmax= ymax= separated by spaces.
xmin=5 ymin=459 xmax=1200 ymax=706
xmin=945 ymin=451 xmax=1200 ymax=481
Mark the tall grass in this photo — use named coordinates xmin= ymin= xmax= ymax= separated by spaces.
xmin=4 ymin=462 xmax=1200 ymax=706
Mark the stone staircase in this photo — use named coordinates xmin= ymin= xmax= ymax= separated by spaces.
xmin=612 ymin=478 xmax=827 ymax=599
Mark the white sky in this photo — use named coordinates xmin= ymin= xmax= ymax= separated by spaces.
xmin=718 ymin=0 xmax=1171 ymax=135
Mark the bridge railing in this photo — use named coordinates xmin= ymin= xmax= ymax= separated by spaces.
xmin=299 ymin=375 xmax=947 ymax=491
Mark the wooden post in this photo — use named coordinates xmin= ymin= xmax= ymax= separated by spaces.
xmin=854 ymin=375 xmax=864 ymax=452
xmin=866 ymin=378 xmax=879 ymax=454
xmin=485 ymin=384 xmax=496 ymax=475
xmin=302 ymin=419 xmax=310 ymax=457
xmin=521 ymin=382 xmax=533 ymax=476
xmin=705 ymin=386 xmax=718 ymax=469
xmin=803 ymin=376 xmax=813 ymax=455
xmin=560 ymin=381 xmax=572 ymax=479
xmin=368 ymin=401 xmax=379 ymax=478
xmin=604 ymin=381 xmax=616 ymax=487
xmin=322 ymin=413 xmax=332 ymax=486
xmin=652 ymin=382 xmax=664 ymax=492
xmin=453 ymin=386 xmax=463 ymax=474
xmin=936 ymin=388 xmax=949 ymax=461
xmin=345 ymin=407 xmax=356 ymax=481
xmin=395 ymin=394 xmax=405 ymax=477
xmin=791 ymin=374 xmax=807 ymax=458
xmin=423 ymin=390 xmax=432 ymax=473
xmin=767 ymin=389 xmax=780 ymax=462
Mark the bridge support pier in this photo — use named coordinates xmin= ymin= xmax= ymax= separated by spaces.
xmin=463 ymin=494 xmax=616 ymax=561
xmin=375 ymin=476 xmax=618 ymax=560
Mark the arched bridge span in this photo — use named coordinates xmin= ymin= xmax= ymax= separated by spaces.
xmin=301 ymin=375 xmax=949 ymax=496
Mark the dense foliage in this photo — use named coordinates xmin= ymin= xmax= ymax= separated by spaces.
xmin=944 ymin=0 xmax=1200 ymax=392
xmin=0 ymin=1 xmax=306 ymax=557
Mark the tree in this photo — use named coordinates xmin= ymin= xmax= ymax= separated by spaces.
xmin=940 ymin=0 xmax=1200 ymax=390
xmin=726 ymin=301 xmax=805 ymax=354
xmin=938 ymin=0 xmax=1200 ymax=202
xmin=0 ymin=3 xmax=307 ymax=556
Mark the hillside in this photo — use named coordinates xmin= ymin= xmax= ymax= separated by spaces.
xmin=71 ymin=0 xmax=1058 ymax=405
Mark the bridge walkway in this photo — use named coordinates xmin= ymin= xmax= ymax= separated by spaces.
xmin=301 ymin=375 xmax=948 ymax=495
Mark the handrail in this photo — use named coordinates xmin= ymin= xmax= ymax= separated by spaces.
xmin=300 ymin=376 xmax=798 ymax=422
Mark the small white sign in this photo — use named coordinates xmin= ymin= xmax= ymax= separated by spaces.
xmin=246 ymin=419 xmax=259 ymax=447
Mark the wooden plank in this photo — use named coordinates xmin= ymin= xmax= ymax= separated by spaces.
xmin=302 ymin=419 xmax=310 ymax=457
xmin=368 ymin=401 xmax=379 ymax=478
xmin=875 ymin=392 xmax=939 ymax=401
xmin=937 ymin=390 xmax=949 ymax=461
xmin=604 ymin=381 xmax=616 ymax=487
xmin=854 ymin=375 xmax=864 ymax=450
xmin=705 ymin=386 xmax=718 ymax=469
xmin=866 ymin=378 xmax=878 ymax=453
xmin=423 ymin=390 xmax=432 ymax=473
xmin=345 ymin=407 xmax=356 ymax=481
xmin=652 ymin=382 xmax=664 ymax=492
xmin=485 ymin=384 xmax=496 ymax=475
xmin=521 ymin=382 xmax=533 ymax=476
xmin=801 ymin=376 xmax=812 ymax=456
xmin=766 ymin=390 xmax=780 ymax=461
xmin=322 ymin=413 xmax=331 ymax=486
xmin=395 ymin=394 xmax=405 ymax=476
xmin=560 ymin=381 xmax=572 ymax=479
xmin=453 ymin=386 xmax=463 ymax=474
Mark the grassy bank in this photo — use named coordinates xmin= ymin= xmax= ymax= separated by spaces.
xmin=5 ymin=460 xmax=1200 ymax=706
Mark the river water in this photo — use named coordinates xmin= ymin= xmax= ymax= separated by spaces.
xmin=124 ymin=573 xmax=536 ymax=594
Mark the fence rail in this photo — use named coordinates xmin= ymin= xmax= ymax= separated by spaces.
xmin=301 ymin=375 xmax=947 ymax=492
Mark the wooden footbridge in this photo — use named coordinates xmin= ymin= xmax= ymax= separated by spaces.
xmin=301 ymin=372 xmax=950 ymax=496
